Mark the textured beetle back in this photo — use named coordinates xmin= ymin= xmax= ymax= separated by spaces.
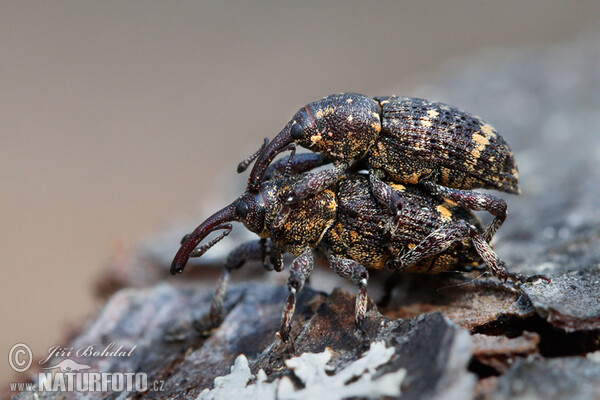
xmin=260 ymin=176 xmax=338 ymax=257
xmin=321 ymin=175 xmax=484 ymax=272
xmin=373 ymin=97 xmax=519 ymax=194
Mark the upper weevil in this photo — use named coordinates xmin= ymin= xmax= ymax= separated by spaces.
xmin=241 ymin=93 xmax=518 ymax=243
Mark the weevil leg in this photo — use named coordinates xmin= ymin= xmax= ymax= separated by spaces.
xmin=265 ymin=240 xmax=285 ymax=272
xmin=328 ymin=255 xmax=370 ymax=332
xmin=264 ymin=153 xmax=330 ymax=180
xmin=421 ymin=182 xmax=507 ymax=243
xmin=257 ymin=237 xmax=284 ymax=272
xmin=283 ymin=162 xmax=350 ymax=203
xmin=369 ymin=171 xmax=405 ymax=227
xmin=469 ymin=230 xmax=550 ymax=284
xmin=279 ymin=247 xmax=314 ymax=343
xmin=207 ymin=239 xmax=272 ymax=327
xmin=395 ymin=220 xmax=472 ymax=270
xmin=395 ymin=220 xmax=549 ymax=284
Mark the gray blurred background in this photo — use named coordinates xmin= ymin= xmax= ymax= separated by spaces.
xmin=2 ymin=1 xmax=600 ymax=381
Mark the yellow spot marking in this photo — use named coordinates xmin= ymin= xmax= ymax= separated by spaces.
xmin=437 ymin=205 xmax=453 ymax=222
xmin=421 ymin=118 xmax=432 ymax=128
xmin=371 ymin=122 xmax=382 ymax=133
xmin=389 ymin=183 xmax=406 ymax=191
xmin=346 ymin=98 xmax=353 ymax=103
xmin=443 ymin=198 xmax=458 ymax=207
xmin=310 ymin=134 xmax=322 ymax=143
xmin=471 ymin=133 xmax=490 ymax=159
xmin=406 ymin=173 xmax=420 ymax=184
xmin=314 ymin=107 xmax=335 ymax=119
xmin=427 ymin=109 xmax=439 ymax=118
xmin=380 ymin=100 xmax=390 ymax=105
xmin=347 ymin=115 xmax=353 ymax=122
xmin=472 ymin=133 xmax=490 ymax=147
xmin=480 ymin=123 xmax=496 ymax=137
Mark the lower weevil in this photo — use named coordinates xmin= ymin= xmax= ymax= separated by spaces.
xmin=172 ymin=155 xmax=548 ymax=342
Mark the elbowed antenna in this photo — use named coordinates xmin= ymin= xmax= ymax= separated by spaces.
xmin=237 ymin=137 xmax=269 ymax=174
xmin=170 ymin=204 xmax=237 ymax=275
xmin=247 ymin=122 xmax=294 ymax=192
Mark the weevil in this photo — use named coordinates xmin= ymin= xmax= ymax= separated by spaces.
xmin=171 ymin=155 xmax=547 ymax=343
xmin=241 ymin=93 xmax=517 ymax=243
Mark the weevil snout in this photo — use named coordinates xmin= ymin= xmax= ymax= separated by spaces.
xmin=171 ymin=204 xmax=237 ymax=275
xmin=247 ymin=122 xmax=295 ymax=192
xmin=170 ymin=190 xmax=267 ymax=275
xmin=246 ymin=107 xmax=320 ymax=192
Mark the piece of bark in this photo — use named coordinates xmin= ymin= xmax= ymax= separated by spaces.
xmin=471 ymin=332 xmax=540 ymax=374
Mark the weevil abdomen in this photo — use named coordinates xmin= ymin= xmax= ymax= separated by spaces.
xmin=373 ymin=96 xmax=519 ymax=194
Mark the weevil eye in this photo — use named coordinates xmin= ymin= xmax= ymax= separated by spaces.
xmin=290 ymin=122 xmax=303 ymax=140
xmin=235 ymin=200 xmax=249 ymax=218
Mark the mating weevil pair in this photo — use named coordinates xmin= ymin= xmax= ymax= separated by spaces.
xmin=171 ymin=93 xmax=549 ymax=343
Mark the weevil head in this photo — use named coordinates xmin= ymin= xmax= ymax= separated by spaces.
xmin=233 ymin=190 xmax=267 ymax=234
xmin=248 ymin=93 xmax=381 ymax=191
xmin=170 ymin=189 xmax=267 ymax=275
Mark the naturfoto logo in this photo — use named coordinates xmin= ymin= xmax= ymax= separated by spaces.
xmin=8 ymin=342 xmax=164 ymax=394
